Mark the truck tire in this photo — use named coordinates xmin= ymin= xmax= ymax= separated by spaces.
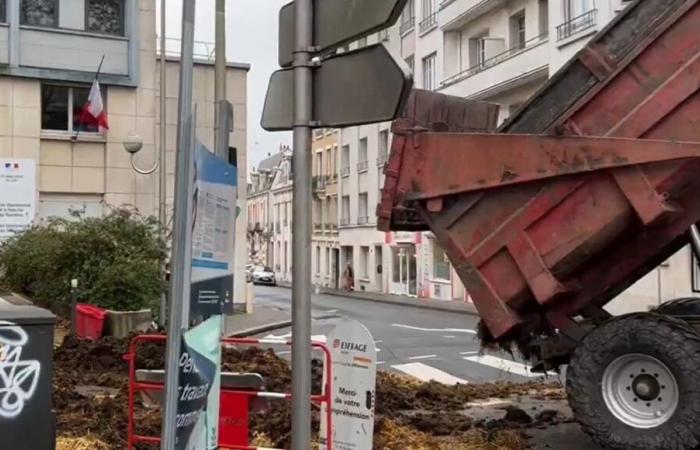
xmin=567 ymin=313 xmax=700 ymax=450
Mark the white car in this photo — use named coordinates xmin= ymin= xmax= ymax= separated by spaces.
xmin=251 ymin=266 xmax=276 ymax=286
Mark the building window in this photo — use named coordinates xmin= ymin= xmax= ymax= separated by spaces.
xmin=341 ymin=195 xmax=350 ymax=226
xmin=0 ymin=0 xmax=6 ymax=23
xmin=558 ymin=0 xmax=597 ymax=41
xmin=41 ymin=84 xmax=105 ymax=133
xmin=422 ymin=53 xmax=436 ymax=91
xmin=341 ymin=145 xmax=350 ymax=177
xmin=405 ymin=55 xmax=415 ymax=74
xmin=360 ymin=246 xmax=370 ymax=279
xmin=470 ymin=34 xmax=488 ymax=68
xmin=433 ymin=242 xmax=451 ymax=281
xmin=510 ymin=11 xmax=526 ymax=50
xmin=539 ymin=0 xmax=549 ymax=36
xmin=419 ymin=0 xmax=437 ymax=33
xmin=316 ymin=246 xmax=321 ymax=274
xmin=358 ymin=138 xmax=368 ymax=172
xmin=378 ymin=130 xmax=389 ymax=166
xmin=86 ymin=0 xmax=124 ymax=35
xmin=21 ymin=0 xmax=58 ymax=27
xmin=400 ymin=0 xmax=415 ymax=34
xmin=358 ymin=193 xmax=368 ymax=225
xmin=326 ymin=248 xmax=331 ymax=275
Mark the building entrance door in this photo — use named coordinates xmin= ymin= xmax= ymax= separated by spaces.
xmin=390 ymin=245 xmax=417 ymax=297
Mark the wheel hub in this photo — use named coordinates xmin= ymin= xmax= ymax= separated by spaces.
xmin=602 ymin=354 xmax=679 ymax=429
xmin=632 ymin=374 xmax=661 ymax=401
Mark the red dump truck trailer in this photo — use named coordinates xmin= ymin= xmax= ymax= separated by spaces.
xmin=379 ymin=0 xmax=700 ymax=448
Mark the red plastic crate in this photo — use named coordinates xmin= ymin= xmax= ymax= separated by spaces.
xmin=76 ymin=303 xmax=107 ymax=340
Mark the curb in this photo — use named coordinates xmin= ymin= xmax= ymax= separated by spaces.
xmin=274 ymin=282 xmax=478 ymax=316
xmin=227 ymin=313 xmax=340 ymax=338
xmin=229 ymin=320 xmax=291 ymax=337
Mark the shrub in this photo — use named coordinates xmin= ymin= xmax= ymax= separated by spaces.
xmin=0 ymin=208 xmax=167 ymax=312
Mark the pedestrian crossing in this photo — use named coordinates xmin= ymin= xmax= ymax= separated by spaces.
xmin=385 ymin=352 xmax=545 ymax=383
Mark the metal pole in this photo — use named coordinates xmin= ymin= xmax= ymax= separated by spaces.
xmin=70 ymin=279 xmax=78 ymax=335
xmin=158 ymin=0 xmax=168 ymax=329
xmin=690 ymin=225 xmax=700 ymax=262
xmin=291 ymin=0 xmax=313 ymax=447
xmin=161 ymin=0 xmax=196 ymax=447
xmin=214 ymin=0 xmax=226 ymax=156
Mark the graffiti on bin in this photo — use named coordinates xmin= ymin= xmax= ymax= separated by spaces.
xmin=0 ymin=321 xmax=40 ymax=419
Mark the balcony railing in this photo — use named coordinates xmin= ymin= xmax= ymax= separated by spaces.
xmin=340 ymin=217 xmax=350 ymax=226
xmin=357 ymin=160 xmax=369 ymax=172
xmin=314 ymin=222 xmax=323 ymax=230
xmin=441 ymin=33 xmax=549 ymax=88
xmin=399 ymin=16 xmax=415 ymax=35
xmin=312 ymin=175 xmax=327 ymax=192
xmin=340 ymin=166 xmax=350 ymax=177
xmin=419 ymin=13 xmax=437 ymax=33
xmin=557 ymin=9 xmax=598 ymax=42
xmin=377 ymin=154 xmax=388 ymax=167
xmin=358 ymin=216 xmax=369 ymax=225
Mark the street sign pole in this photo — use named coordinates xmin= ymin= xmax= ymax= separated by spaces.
xmin=161 ymin=0 xmax=196 ymax=448
xmin=291 ymin=0 xmax=314 ymax=447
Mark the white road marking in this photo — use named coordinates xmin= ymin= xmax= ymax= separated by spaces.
xmin=408 ymin=354 xmax=437 ymax=361
xmin=443 ymin=335 xmax=457 ymax=339
xmin=463 ymin=355 xmax=541 ymax=378
xmin=467 ymin=398 xmax=510 ymax=407
xmin=460 ymin=351 xmax=480 ymax=356
xmin=263 ymin=332 xmax=292 ymax=340
xmin=377 ymin=361 xmax=385 ymax=365
xmin=374 ymin=340 xmax=383 ymax=344
xmin=391 ymin=323 xmax=476 ymax=334
xmin=276 ymin=351 xmax=291 ymax=355
xmin=392 ymin=362 xmax=467 ymax=385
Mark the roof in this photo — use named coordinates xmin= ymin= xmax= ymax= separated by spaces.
xmin=258 ymin=152 xmax=285 ymax=173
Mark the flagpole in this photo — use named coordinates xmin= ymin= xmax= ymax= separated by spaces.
xmin=73 ymin=55 xmax=106 ymax=142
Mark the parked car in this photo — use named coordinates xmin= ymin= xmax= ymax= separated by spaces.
xmin=245 ymin=264 xmax=254 ymax=283
xmin=251 ymin=266 xmax=276 ymax=286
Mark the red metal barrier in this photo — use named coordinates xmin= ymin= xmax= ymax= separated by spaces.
xmin=124 ymin=335 xmax=333 ymax=450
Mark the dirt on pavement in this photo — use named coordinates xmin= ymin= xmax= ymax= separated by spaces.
xmin=53 ymin=331 xmax=570 ymax=450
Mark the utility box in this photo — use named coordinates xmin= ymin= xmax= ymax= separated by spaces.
xmin=0 ymin=298 xmax=56 ymax=450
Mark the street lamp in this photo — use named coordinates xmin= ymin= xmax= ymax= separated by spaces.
xmin=123 ymin=132 xmax=168 ymax=328
xmin=123 ymin=133 xmax=159 ymax=174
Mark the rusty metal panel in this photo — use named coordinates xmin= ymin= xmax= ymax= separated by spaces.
xmin=380 ymin=0 xmax=700 ymax=339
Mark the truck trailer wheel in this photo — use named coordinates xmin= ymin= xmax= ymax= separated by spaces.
xmin=567 ymin=313 xmax=700 ymax=450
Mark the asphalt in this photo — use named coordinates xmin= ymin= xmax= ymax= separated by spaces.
xmin=252 ymin=285 xmax=564 ymax=384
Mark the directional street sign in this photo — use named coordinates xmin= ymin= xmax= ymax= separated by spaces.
xmin=278 ymin=0 xmax=409 ymax=67
xmin=262 ymin=44 xmax=413 ymax=131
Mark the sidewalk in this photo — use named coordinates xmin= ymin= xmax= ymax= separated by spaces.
xmin=224 ymin=305 xmax=291 ymax=337
xmin=278 ymin=281 xmax=479 ymax=316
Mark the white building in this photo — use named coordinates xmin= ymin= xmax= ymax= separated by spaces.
xmin=247 ymin=152 xmax=286 ymax=268
xmin=269 ymin=146 xmax=294 ymax=284
xmin=0 ymin=0 xmax=250 ymax=312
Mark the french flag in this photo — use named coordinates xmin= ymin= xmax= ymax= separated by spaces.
xmin=79 ymin=80 xmax=109 ymax=133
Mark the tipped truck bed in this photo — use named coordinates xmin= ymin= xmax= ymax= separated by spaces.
xmin=379 ymin=0 xmax=700 ymax=339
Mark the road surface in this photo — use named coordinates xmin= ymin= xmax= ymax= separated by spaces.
xmin=253 ymin=285 xmax=565 ymax=384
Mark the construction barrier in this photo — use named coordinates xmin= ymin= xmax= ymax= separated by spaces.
xmin=124 ymin=335 xmax=333 ymax=450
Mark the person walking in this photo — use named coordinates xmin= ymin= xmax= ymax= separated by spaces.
xmin=343 ymin=262 xmax=355 ymax=291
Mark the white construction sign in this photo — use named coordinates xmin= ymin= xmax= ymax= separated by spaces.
xmin=320 ymin=318 xmax=377 ymax=450
xmin=0 ymin=160 xmax=36 ymax=240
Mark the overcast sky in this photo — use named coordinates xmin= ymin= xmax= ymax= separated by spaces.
xmin=161 ymin=0 xmax=292 ymax=170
